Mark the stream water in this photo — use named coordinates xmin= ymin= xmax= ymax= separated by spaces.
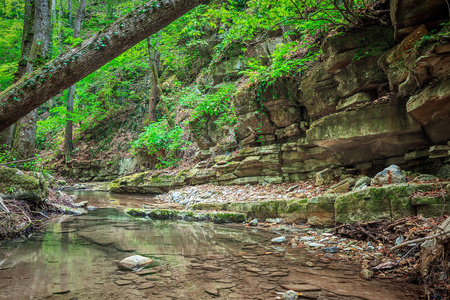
xmin=0 ymin=191 xmax=420 ymax=299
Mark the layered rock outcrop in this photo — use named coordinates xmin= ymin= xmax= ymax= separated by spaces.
xmin=112 ymin=0 xmax=449 ymax=193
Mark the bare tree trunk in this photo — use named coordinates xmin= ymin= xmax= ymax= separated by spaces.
xmin=0 ymin=0 xmax=206 ymax=132
xmin=146 ymin=36 xmax=160 ymax=122
xmin=67 ymin=0 xmax=72 ymax=25
xmin=64 ymin=0 xmax=85 ymax=162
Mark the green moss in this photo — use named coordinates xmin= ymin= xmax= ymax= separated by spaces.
xmin=286 ymin=198 xmax=308 ymax=213
xmin=191 ymin=202 xmax=229 ymax=211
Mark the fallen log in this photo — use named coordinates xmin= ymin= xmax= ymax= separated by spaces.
xmin=0 ymin=0 xmax=207 ymax=131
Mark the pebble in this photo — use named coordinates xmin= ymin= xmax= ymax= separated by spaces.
xmin=249 ymin=218 xmax=259 ymax=226
xmin=282 ymin=290 xmax=298 ymax=300
xmin=307 ymin=242 xmax=325 ymax=248
xmin=359 ymin=268 xmax=374 ymax=280
xmin=324 ymin=247 xmax=340 ymax=253
xmin=271 ymin=236 xmax=286 ymax=243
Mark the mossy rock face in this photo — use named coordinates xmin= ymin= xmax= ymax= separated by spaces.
xmin=306 ymin=195 xmax=337 ymax=227
xmin=411 ymin=196 xmax=450 ymax=217
xmin=335 ymin=183 xmax=439 ymax=223
xmin=228 ymin=199 xmax=288 ymax=219
xmin=0 ymin=166 xmax=48 ymax=202
xmin=191 ymin=202 xmax=229 ymax=211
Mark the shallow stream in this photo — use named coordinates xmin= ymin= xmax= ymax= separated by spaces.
xmin=0 ymin=192 xmax=420 ymax=299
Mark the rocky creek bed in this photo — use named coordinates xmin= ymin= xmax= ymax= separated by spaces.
xmin=0 ymin=205 xmax=422 ymax=300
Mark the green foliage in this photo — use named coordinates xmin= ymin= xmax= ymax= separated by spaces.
xmin=0 ymin=147 xmax=51 ymax=175
xmin=131 ymin=120 xmax=188 ymax=169
xmin=0 ymin=18 xmax=22 ymax=90
xmin=242 ymin=41 xmax=322 ymax=86
xmin=189 ymin=83 xmax=237 ymax=127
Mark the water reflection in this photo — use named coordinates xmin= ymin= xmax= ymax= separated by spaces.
xmin=0 ymin=201 xmax=421 ymax=299
xmin=65 ymin=190 xmax=156 ymax=209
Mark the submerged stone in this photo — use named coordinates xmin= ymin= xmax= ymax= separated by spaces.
xmin=282 ymin=290 xmax=298 ymax=300
xmin=119 ymin=255 xmax=153 ymax=271
xmin=271 ymin=236 xmax=286 ymax=243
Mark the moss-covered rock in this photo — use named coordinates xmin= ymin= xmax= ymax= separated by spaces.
xmin=306 ymin=194 xmax=337 ymax=227
xmin=335 ymin=183 xmax=438 ymax=223
xmin=0 ymin=166 xmax=48 ymax=202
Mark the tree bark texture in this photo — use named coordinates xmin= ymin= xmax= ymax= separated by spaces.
xmin=0 ymin=0 xmax=35 ymax=148
xmin=0 ymin=0 xmax=206 ymax=132
xmin=10 ymin=0 xmax=52 ymax=159
xmin=64 ymin=0 xmax=86 ymax=160
xmin=147 ymin=36 xmax=160 ymax=122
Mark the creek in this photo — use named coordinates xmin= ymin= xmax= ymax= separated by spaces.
xmin=0 ymin=191 xmax=420 ymax=299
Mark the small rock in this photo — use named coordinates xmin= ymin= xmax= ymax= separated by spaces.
xmin=248 ymin=218 xmax=259 ymax=226
xmin=371 ymin=165 xmax=406 ymax=186
xmin=305 ymin=261 xmax=315 ymax=267
xmin=271 ymin=236 xmax=286 ymax=243
xmin=353 ymin=176 xmax=371 ymax=191
xmin=115 ymin=280 xmax=133 ymax=286
xmin=282 ymin=290 xmax=299 ymax=300
xmin=307 ymin=242 xmax=325 ymax=248
xmin=412 ymin=174 xmax=437 ymax=182
xmin=137 ymin=282 xmax=155 ymax=290
xmin=359 ymin=268 xmax=374 ymax=280
xmin=316 ymin=168 xmax=334 ymax=186
xmin=324 ymin=247 xmax=340 ymax=253
xmin=119 ymin=255 xmax=153 ymax=271
xmin=265 ymin=218 xmax=282 ymax=224
xmin=204 ymin=284 xmax=219 ymax=296
xmin=395 ymin=236 xmax=405 ymax=245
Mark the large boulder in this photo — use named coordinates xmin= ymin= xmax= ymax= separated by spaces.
xmin=0 ymin=166 xmax=48 ymax=202
xmin=306 ymin=102 xmax=428 ymax=165
xmin=407 ymin=79 xmax=450 ymax=144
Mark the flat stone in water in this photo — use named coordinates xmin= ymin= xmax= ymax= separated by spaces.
xmin=245 ymin=267 xmax=262 ymax=273
xmin=259 ymin=283 xmax=277 ymax=290
xmin=282 ymin=290 xmax=298 ymax=300
xmin=137 ymin=282 xmax=155 ymax=290
xmin=115 ymin=280 xmax=133 ymax=286
xmin=136 ymin=269 xmax=160 ymax=275
xmin=201 ymin=264 xmax=222 ymax=271
xmin=204 ymin=284 xmax=219 ymax=296
xmin=271 ymin=236 xmax=286 ymax=243
xmin=270 ymin=271 xmax=289 ymax=277
xmin=159 ymin=271 xmax=172 ymax=277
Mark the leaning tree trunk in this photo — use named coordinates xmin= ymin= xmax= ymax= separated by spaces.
xmin=64 ymin=0 xmax=86 ymax=162
xmin=10 ymin=0 xmax=52 ymax=159
xmin=0 ymin=0 xmax=206 ymax=132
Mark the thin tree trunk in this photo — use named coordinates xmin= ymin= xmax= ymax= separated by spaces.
xmin=0 ymin=0 xmax=206 ymax=132
xmin=67 ymin=0 xmax=72 ymax=25
xmin=64 ymin=0 xmax=85 ymax=162
xmin=146 ymin=36 xmax=160 ymax=122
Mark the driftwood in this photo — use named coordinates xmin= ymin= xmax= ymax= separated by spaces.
xmin=0 ymin=197 xmax=10 ymax=213
xmin=390 ymin=227 xmax=450 ymax=252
